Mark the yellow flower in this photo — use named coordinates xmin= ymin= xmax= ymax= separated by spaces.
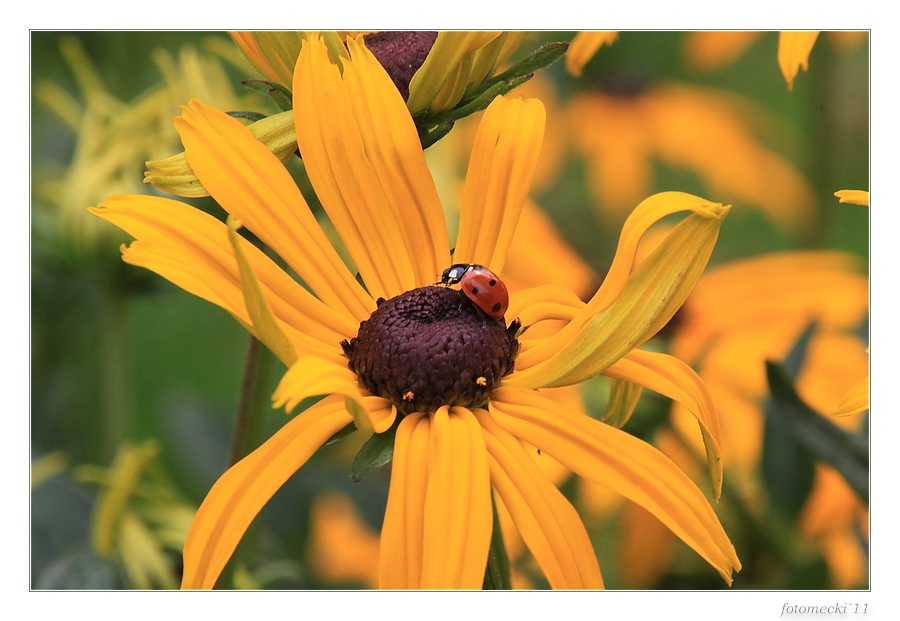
xmin=669 ymin=250 xmax=868 ymax=587
xmin=566 ymin=83 xmax=816 ymax=228
xmin=91 ymin=33 xmax=738 ymax=589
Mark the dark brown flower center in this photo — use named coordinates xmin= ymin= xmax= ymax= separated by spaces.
xmin=362 ymin=31 xmax=438 ymax=100
xmin=341 ymin=286 xmax=520 ymax=413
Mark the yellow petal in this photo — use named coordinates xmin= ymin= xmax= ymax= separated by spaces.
xmin=565 ymin=31 xmax=618 ymax=77
xmin=89 ymin=195 xmax=353 ymax=361
xmin=342 ymin=35 xmax=450 ymax=285
xmin=601 ymin=377 xmax=643 ymax=429
xmin=509 ymin=195 xmax=729 ymax=384
xmin=834 ymin=189 xmax=870 ymax=207
xmin=145 ymin=110 xmax=300 ymax=199
xmin=778 ymin=31 xmax=820 ymax=90
xmin=406 ymin=32 xmax=502 ymax=116
xmin=833 ymin=376 xmax=870 ymax=417
xmin=490 ymin=386 xmax=741 ymax=585
xmin=380 ymin=412 xmax=431 ymax=588
xmin=229 ymin=31 xmax=305 ymax=86
xmin=181 ymin=396 xmax=352 ymax=589
xmin=454 ymin=95 xmax=546 ymax=274
xmin=227 ymin=217 xmax=297 ymax=367
xmin=420 ymin=407 xmax=492 ymax=589
xmin=605 ymin=349 xmax=724 ymax=500
xmin=292 ymin=34 xmax=422 ymax=299
xmin=478 ymin=408 xmax=604 ymax=588
xmin=507 ymin=284 xmax=585 ymax=327
xmin=272 ymin=356 xmax=395 ymax=433
xmin=174 ymin=98 xmax=374 ymax=322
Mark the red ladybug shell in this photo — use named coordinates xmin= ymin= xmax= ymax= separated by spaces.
xmin=459 ymin=265 xmax=509 ymax=320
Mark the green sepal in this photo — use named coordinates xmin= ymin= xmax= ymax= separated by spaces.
xmin=482 ymin=490 xmax=512 ymax=590
xmin=227 ymin=110 xmax=268 ymax=123
xmin=765 ymin=360 xmax=869 ymax=505
xmin=321 ymin=421 xmax=357 ymax=449
xmin=414 ymin=41 xmax=568 ymax=149
xmin=480 ymin=41 xmax=569 ymax=96
xmin=241 ymin=79 xmax=294 ymax=112
xmin=349 ymin=417 xmax=399 ymax=482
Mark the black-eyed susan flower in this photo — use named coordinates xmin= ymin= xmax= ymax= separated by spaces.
xmin=91 ymin=33 xmax=739 ymax=590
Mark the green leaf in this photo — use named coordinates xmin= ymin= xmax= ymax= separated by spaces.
xmin=350 ymin=420 xmax=398 ymax=482
xmin=765 ymin=360 xmax=869 ymax=504
xmin=241 ymin=79 xmax=293 ymax=112
xmin=761 ymin=323 xmax=816 ymax=519
xmin=227 ymin=110 xmax=268 ymax=123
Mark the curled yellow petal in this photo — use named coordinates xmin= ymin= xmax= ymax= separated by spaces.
xmin=778 ymin=31 xmax=820 ymax=90
xmin=181 ymin=397 xmax=352 ymax=589
xmin=509 ymin=196 xmax=729 ymax=384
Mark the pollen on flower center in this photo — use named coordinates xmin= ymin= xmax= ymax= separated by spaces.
xmin=341 ymin=286 xmax=520 ymax=413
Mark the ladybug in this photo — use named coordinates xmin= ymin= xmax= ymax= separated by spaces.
xmin=440 ymin=263 xmax=509 ymax=320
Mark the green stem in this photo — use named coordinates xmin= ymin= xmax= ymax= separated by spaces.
xmin=228 ymin=335 xmax=275 ymax=466
xmin=99 ymin=286 xmax=129 ymax=461
xmin=482 ymin=490 xmax=512 ymax=589
xmin=218 ymin=335 xmax=274 ymax=589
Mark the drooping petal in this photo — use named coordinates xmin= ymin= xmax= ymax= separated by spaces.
xmin=477 ymin=409 xmax=604 ymax=589
xmin=778 ymin=31 xmax=820 ymax=90
xmin=89 ymin=195 xmax=353 ymax=362
xmin=509 ymin=195 xmax=729 ymax=384
xmin=506 ymin=284 xmax=585 ymax=327
xmin=173 ymin=98 xmax=373 ymax=322
xmin=380 ymin=412 xmax=431 ymax=589
xmin=565 ymin=31 xmax=618 ymax=77
xmin=489 ymin=386 xmax=741 ymax=585
xmin=604 ymin=349 xmax=724 ymax=500
xmin=420 ymin=407 xmax=492 ymax=589
xmin=272 ymin=355 xmax=396 ymax=433
xmin=227 ymin=217 xmax=297 ymax=367
xmin=454 ymin=95 xmax=546 ymax=274
xmin=292 ymin=34 xmax=427 ymax=298
xmin=181 ymin=396 xmax=353 ymax=589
